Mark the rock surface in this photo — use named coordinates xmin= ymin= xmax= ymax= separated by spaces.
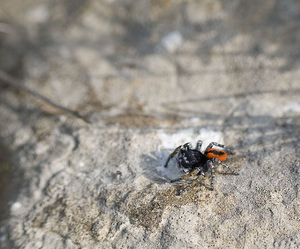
xmin=1 ymin=0 xmax=300 ymax=248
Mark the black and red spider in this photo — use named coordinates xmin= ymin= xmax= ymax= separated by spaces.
xmin=164 ymin=140 xmax=238 ymax=195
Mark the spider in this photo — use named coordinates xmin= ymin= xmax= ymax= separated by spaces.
xmin=164 ymin=140 xmax=239 ymax=195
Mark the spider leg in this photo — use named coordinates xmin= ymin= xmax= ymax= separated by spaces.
xmin=169 ymin=168 xmax=201 ymax=183
xmin=176 ymin=178 xmax=204 ymax=196
xmin=206 ymin=142 xmax=234 ymax=154
xmin=206 ymin=141 xmax=226 ymax=150
xmin=183 ymin=142 xmax=192 ymax=150
xmin=164 ymin=145 xmax=182 ymax=168
xmin=219 ymin=162 xmax=239 ymax=175
xmin=177 ymin=160 xmax=219 ymax=194
xmin=211 ymin=157 xmax=238 ymax=175
xmin=208 ymin=160 xmax=216 ymax=191
xmin=196 ymin=140 xmax=203 ymax=151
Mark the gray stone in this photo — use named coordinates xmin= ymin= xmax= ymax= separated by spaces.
xmin=1 ymin=0 xmax=300 ymax=248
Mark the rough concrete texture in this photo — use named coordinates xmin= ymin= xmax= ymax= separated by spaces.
xmin=1 ymin=0 xmax=300 ymax=248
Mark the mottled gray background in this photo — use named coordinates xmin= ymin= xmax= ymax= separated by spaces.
xmin=1 ymin=0 xmax=300 ymax=248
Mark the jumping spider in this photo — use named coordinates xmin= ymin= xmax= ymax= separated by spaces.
xmin=164 ymin=140 xmax=239 ymax=195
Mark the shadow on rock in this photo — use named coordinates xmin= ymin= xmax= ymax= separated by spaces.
xmin=0 ymin=140 xmax=24 ymax=249
xmin=140 ymin=149 xmax=183 ymax=184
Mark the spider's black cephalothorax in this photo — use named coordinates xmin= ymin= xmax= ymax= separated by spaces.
xmin=175 ymin=143 xmax=209 ymax=173
xmin=164 ymin=140 xmax=238 ymax=195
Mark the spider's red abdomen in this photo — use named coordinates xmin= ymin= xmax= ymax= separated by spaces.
xmin=205 ymin=148 xmax=227 ymax=161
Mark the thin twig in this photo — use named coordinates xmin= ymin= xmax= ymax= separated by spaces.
xmin=0 ymin=70 xmax=91 ymax=123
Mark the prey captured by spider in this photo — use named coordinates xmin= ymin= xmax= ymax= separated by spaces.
xmin=164 ymin=140 xmax=239 ymax=195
